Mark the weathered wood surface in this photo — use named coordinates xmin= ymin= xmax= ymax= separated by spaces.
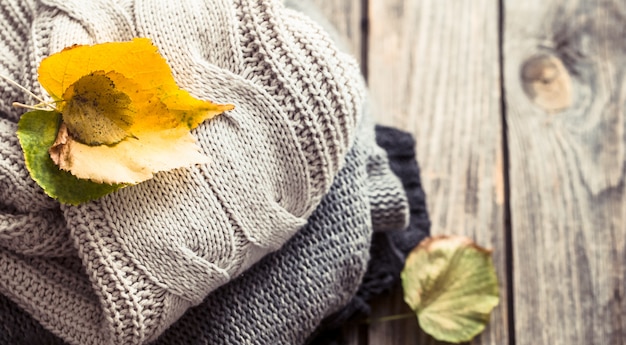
xmin=365 ymin=1 xmax=508 ymax=345
xmin=313 ymin=0 xmax=626 ymax=344
xmin=504 ymin=1 xmax=626 ymax=344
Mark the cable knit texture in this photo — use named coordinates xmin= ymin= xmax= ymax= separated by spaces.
xmin=0 ymin=124 xmax=419 ymax=345
xmin=0 ymin=0 xmax=396 ymax=344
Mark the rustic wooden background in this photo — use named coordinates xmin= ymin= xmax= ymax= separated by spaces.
xmin=310 ymin=0 xmax=626 ymax=344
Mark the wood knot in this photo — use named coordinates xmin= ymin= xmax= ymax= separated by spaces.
xmin=520 ymin=54 xmax=572 ymax=113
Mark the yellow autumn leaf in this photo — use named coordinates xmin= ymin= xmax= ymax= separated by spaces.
xmin=37 ymin=37 xmax=233 ymax=184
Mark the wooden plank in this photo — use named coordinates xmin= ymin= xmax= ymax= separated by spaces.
xmin=504 ymin=0 xmax=626 ymax=344
xmin=369 ymin=285 xmax=451 ymax=345
xmin=367 ymin=1 xmax=509 ymax=345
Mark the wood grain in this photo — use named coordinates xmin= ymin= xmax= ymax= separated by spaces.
xmin=504 ymin=0 xmax=626 ymax=344
xmin=368 ymin=285 xmax=459 ymax=345
xmin=367 ymin=1 xmax=509 ymax=345
xmin=306 ymin=1 xmax=626 ymax=344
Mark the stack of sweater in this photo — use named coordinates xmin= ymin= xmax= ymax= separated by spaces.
xmin=0 ymin=0 xmax=429 ymax=344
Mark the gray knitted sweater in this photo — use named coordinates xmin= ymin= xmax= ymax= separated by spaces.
xmin=0 ymin=0 xmax=412 ymax=344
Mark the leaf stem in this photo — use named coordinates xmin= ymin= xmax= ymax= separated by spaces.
xmin=12 ymin=102 xmax=56 ymax=111
xmin=365 ymin=312 xmax=415 ymax=324
xmin=0 ymin=73 xmax=56 ymax=110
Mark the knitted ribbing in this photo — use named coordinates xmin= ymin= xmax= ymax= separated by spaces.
xmin=375 ymin=125 xmax=431 ymax=255
xmin=0 ymin=0 xmax=367 ymax=344
xmin=283 ymin=0 xmax=410 ymax=233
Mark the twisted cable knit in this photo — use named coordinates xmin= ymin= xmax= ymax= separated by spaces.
xmin=0 ymin=0 xmax=412 ymax=344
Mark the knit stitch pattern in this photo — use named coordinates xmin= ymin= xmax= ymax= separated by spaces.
xmin=309 ymin=125 xmax=431 ymax=344
xmin=0 ymin=0 xmax=373 ymax=344
xmin=0 ymin=124 xmax=417 ymax=345
xmin=0 ymin=124 xmax=412 ymax=345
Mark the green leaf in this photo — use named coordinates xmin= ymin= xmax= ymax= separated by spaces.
xmin=17 ymin=110 xmax=125 ymax=205
xmin=401 ymin=235 xmax=500 ymax=343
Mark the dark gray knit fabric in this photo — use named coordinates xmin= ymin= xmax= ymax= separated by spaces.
xmin=308 ymin=125 xmax=430 ymax=344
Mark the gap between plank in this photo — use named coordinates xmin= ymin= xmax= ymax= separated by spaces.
xmin=497 ymin=1 xmax=516 ymax=345
xmin=360 ymin=0 xmax=369 ymax=82
xmin=360 ymin=3 xmax=370 ymax=344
